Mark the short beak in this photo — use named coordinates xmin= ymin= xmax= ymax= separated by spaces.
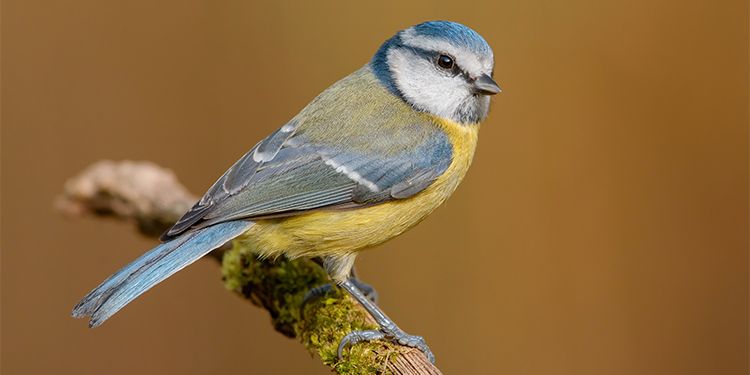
xmin=473 ymin=74 xmax=501 ymax=95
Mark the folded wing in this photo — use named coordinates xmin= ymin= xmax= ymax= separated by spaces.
xmin=162 ymin=118 xmax=453 ymax=241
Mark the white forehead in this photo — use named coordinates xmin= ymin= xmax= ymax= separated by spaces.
xmin=399 ymin=28 xmax=494 ymax=75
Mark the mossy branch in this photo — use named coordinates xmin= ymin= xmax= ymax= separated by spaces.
xmin=58 ymin=160 xmax=442 ymax=375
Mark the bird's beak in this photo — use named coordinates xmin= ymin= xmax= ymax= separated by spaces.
xmin=473 ymin=74 xmax=501 ymax=95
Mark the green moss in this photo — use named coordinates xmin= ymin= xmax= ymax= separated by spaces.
xmin=221 ymin=239 xmax=400 ymax=374
xmin=221 ymin=241 xmax=253 ymax=291
xmin=222 ymin=239 xmax=327 ymax=336
xmin=300 ymin=291 xmax=400 ymax=374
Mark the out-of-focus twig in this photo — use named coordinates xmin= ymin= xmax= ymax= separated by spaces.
xmin=56 ymin=160 xmax=196 ymax=237
xmin=58 ymin=160 xmax=442 ymax=375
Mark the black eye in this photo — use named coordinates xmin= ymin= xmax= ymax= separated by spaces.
xmin=436 ymin=54 xmax=454 ymax=70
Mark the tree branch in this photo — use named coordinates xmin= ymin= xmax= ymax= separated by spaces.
xmin=58 ymin=160 xmax=442 ymax=375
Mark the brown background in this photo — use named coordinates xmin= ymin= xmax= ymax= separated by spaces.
xmin=2 ymin=0 xmax=748 ymax=374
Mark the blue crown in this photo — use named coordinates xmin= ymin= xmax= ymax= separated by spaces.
xmin=410 ymin=21 xmax=492 ymax=56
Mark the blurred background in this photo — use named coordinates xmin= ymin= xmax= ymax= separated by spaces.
xmin=2 ymin=0 xmax=748 ymax=374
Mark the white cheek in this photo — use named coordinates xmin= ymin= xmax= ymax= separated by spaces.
xmin=388 ymin=49 xmax=470 ymax=120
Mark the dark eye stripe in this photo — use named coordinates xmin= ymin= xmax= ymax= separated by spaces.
xmin=402 ymin=46 xmax=467 ymax=77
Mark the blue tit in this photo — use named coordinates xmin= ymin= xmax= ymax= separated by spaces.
xmin=72 ymin=20 xmax=500 ymax=363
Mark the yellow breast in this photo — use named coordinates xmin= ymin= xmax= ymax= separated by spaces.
xmin=240 ymin=118 xmax=480 ymax=259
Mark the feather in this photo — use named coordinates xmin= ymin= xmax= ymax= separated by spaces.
xmin=73 ymin=220 xmax=253 ymax=327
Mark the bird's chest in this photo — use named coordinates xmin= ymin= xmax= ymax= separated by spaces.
xmin=246 ymin=121 xmax=479 ymax=258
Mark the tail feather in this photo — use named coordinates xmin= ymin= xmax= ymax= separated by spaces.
xmin=72 ymin=234 xmax=194 ymax=318
xmin=72 ymin=220 xmax=253 ymax=328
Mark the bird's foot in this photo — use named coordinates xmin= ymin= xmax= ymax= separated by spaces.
xmin=337 ymin=327 xmax=435 ymax=363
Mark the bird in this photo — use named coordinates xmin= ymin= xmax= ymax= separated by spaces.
xmin=72 ymin=20 xmax=500 ymax=363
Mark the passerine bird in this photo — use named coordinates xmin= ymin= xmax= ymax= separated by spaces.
xmin=72 ymin=20 xmax=500 ymax=363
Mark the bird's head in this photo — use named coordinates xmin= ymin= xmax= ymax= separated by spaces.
xmin=371 ymin=21 xmax=500 ymax=125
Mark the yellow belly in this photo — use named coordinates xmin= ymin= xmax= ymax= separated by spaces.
xmin=239 ymin=119 xmax=479 ymax=259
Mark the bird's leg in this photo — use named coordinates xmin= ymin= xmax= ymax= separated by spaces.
xmin=336 ymin=278 xmax=436 ymax=363
xmin=304 ymin=254 xmax=433 ymax=362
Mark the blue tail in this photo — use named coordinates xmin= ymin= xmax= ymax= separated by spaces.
xmin=72 ymin=220 xmax=253 ymax=328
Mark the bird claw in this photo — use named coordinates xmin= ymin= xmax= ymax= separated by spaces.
xmin=301 ymin=284 xmax=337 ymax=307
xmin=337 ymin=328 xmax=436 ymax=364
xmin=337 ymin=329 xmax=386 ymax=359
